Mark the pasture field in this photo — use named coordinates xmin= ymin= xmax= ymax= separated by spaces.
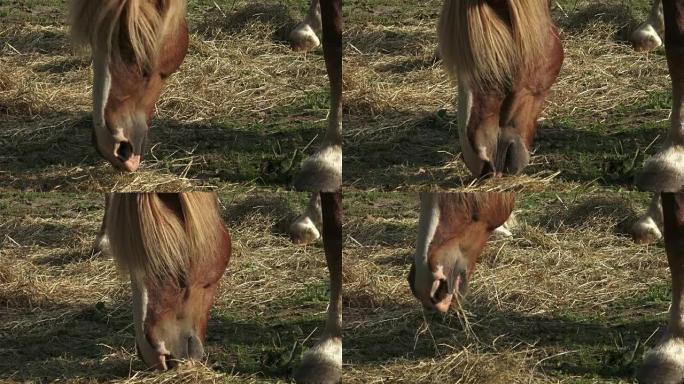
xmin=345 ymin=0 xmax=669 ymax=192
xmin=0 ymin=0 xmax=326 ymax=192
xmin=344 ymin=190 xmax=668 ymax=383
xmin=0 ymin=191 xmax=331 ymax=383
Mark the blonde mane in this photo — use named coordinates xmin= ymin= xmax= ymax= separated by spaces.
xmin=105 ymin=192 xmax=225 ymax=286
xmin=438 ymin=0 xmax=550 ymax=92
xmin=69 ymin=0 xmax=186 ymax=71
xmin=438 ymin=192 xmax=515 ymax=229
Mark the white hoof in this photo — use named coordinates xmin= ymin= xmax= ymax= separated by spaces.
xmin=631 ymin=216 xmax=663 ymax=244
xmin=631 ymin=23 xmax=663 ymax=52
xmin=290 ymin=215 xmax=321 ymax=245
xmin=491 ymin=225 xmax=513 ymax=239
xmin=491 ymin=213 xmax=517 ymax=239
xmin=290 ymin=23 xmax=320 ymax=52
xmin=638 ymin=338 xmax=684 ymax=383
xmin=92 ymin=233 xmax=110 ymax=255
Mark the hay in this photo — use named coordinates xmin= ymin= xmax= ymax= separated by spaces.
xmin=343 ymin=190 xmax=666 ymax=383
xmin=0 ymin=191 xmax=329 ymax=383
xmin=344 ymin=1 xmax=670 ymax=191
xmin=0 ymin=2 xmax=327 ymax=192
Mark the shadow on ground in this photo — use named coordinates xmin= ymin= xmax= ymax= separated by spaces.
xmin=346 ymin=300 xmax=663 ymax=381
xmin=345 ymin=107 xmax=666 ymax=190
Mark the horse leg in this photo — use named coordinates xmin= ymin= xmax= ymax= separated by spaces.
xmin=631 ymin=0 xmax=664 ymax=52
xmin=636 ymin=1 xmax=684 ymax=239
xmin=293 ymin=0 xmax=342 ymax=192
xmin=290 ymin=0 xmax=321 ymax=52
xmin=92 ymin=193 xmax=111 ymax=254
xmin=291 ymin=193 xmax=322 ymax=244
xmin=637 ymin=192 xmax=684 ymax=384
xmin=291 ymin=0 xmax=342 ymax=244
xmin=637 ymin=1 xmax=684 ymax=190
xmin=631 ymin=194 xmax=664 ymax=244
xmin=294 ymin=192 xmax=342 ymax=384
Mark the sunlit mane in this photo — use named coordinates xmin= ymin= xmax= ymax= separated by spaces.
xmin=438 ymin=0 xmax=549 ymax=92
xmin=438 ymin=192 xmax=515 ymax=229
xmin=105 ymin=192 xmax=224 ymax=286
xmin=69 ymin=0 xmax=186 ymax=71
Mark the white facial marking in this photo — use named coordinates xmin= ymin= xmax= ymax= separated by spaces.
xmin=131 ymin=277 xmax=164 ymax=368
xmin=92 ymin=51 xmax=111 ymax=135
xmin=414 ymin=193 xmax=441 ymax=292
xmin=457 ymin=81 xmax=484 ymax=175
xmin=132 ymin=278 xmax=149 ymax=335
xmin=415 ymin=194 xmax=440 ymax=265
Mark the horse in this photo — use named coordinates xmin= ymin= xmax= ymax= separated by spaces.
xmin=289 ymin=0 xmax=343 ymax=245
xmin=104 ymin=192 xmax=231 ymax=369
xmin=69 ymin=0 xmax=188 ymax=172
xmin=96 ymin=192 xmax=342 ymax=382
xmin=631 ymin=0 xmax=684 ymax=244
xmin=69 ymin=0 xmax=341 ymax=245
xmin=437 ymin=0 xmax=563 ymax=178
xmin=637 ymin=192 xmax=684 ymax=383
xmin=294 ymin=192 xmax=343 ymax=384
xmin=408 ymin=193 xmax=514 ymax=312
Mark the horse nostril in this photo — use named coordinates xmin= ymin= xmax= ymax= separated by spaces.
xmin=165 ymin=354 xmax=176 ymax=370
xmin=188 ymin=335 xmax=204 ymax=360
xmin=432 ymin=278 xmax=449 ymax=303
xmin=116 ymin=141 xmax=133 ymax=162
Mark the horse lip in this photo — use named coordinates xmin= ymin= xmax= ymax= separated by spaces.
xmin=447 ymin=268 xmax=468 ymax=299
xmin=113 ymin=154 xmax=141 ymax=172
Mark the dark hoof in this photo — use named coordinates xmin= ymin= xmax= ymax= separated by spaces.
xmin=293 ymin=356 xmax=341 ymax=384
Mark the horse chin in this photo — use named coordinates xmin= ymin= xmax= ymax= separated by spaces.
xmin=461 ymin=152 xmax=486 ymax=178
